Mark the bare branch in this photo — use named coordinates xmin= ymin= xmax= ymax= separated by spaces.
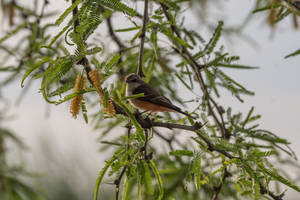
xmin=114 ymin=166 xmax=126 ymax=200
xmin=137 ymin=0 xmax=149 ymax=77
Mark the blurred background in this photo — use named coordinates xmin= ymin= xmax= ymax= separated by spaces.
xmin=1 ymin=0 xmax=300 ymax=199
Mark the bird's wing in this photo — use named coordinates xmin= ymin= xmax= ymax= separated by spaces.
xmin=132 ymin=83 xmax=182 ymax=112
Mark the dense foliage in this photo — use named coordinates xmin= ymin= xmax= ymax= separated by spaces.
xmin=1 ymin=0 xmax=300 ymax=199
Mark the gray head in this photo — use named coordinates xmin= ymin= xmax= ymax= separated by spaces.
xmin=125 ymin=73 xmax=143 ymax=84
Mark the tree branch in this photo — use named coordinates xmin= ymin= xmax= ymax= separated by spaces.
xmin=106 ymin=14 xmax=126 ymax=78
xmin=107 ymin=15 xmax=126 ymax=50
xmin=114 ymin=166 xmax=126 ymax=200
xmin=213 ymin=167 xmax=230 ymax=200
xmin=72 ymin=0 xmax=79 ymax=32
xmin=143 ymin=128 xmax=149 ymax=161
xmin=151 ymin=121 xmax=204 ymax=131
xmin=137 ymin=0 xmax=149 ymax=77
xmin=260 ymin=183 xmax=284 ymax=200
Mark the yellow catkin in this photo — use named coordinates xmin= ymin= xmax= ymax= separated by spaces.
xmin=88 ymin=69 xmax=115 ymax=116
xmin=100 ymin=96 xmax=116 ymax=117
xmin=88 ymin=69 xmax=103 ymax=96
xmin=70 ymin=74 xmax=86 ymax=119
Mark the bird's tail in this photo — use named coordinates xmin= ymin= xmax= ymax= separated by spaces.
xmin=177 ymin=109 xmax=196 ymax=119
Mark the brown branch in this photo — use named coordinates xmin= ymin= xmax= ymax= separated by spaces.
xmin=260 ymin=183 xmax=284 ymax=200
xmin=114 ymin=166 xmax=126 ymax=200
xmin=126 ymin=125 xmax=132 ymax=159
xmin=137 ymin=0 xmax=149 ymax=77
xmin=154 ymin=129 xmax=174 ymax=151
xmin=143 ymin=128 xmax=149 ymax=161
xmin=213 ymin=167 xmax=230 ymax=200
xmin=107 ymin=15 xmax=126 ymax=50
xmin=195 ymin=132 xmax=237 ymax=159
xmin=72 ymin=0 xmax=79 ymax=32
xmin=113 ymin=125 xmax=132 ymax=200
xmin=106 ymin=15 xmax=126 ymax=78
xmin=151 ymin=121 xmax=204 ymax=131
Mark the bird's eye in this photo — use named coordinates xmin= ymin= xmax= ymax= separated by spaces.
xmin=131 ymin=78 xmax=137 ymax=82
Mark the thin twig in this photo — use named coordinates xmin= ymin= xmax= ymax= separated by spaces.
xmin=260 ymin=183 xmax=284 ymax=200
xmin=113 ymin=125 xmax=132 ymax=200
xmin=137 ymin=0 xmax=149 ymax=77
xmin=143 ymin=128 xmax=149 ymax=161
xmin=195 ymin=131 xmax=237 ymax=159
xmin=72 ymin=0 xmax=79 ymax=32
xmin=107 ymin=15 xmax=126 ymax=50
xmin=154 ymin=129 xmax=174 ymax=151
xmin=126 ymin=125 xmax=132 ymax=159
xmin=213 ymin=167 xmax=230 ymax=200
xmin=114 ymin=166 xmax=127 ymax=200
xmin=106 ymin=15 xmax=126 ymax=77
xmin=151 ymin=121 xmax=204 ymax=132
xmin=40 ymin=0 xmax=49 ymax=18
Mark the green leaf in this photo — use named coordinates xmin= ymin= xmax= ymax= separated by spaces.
xmin=170 ymin=150 xmax=193 ymax=157
xmin=46 ymin=24 xmax=72 ymax=47
xmin=192 ymin=155 xmax=202 ymax=190
xmin=204 ymin=21 xmax=223 ymax=55
xmin=138 ymin=174 xmax=142 ymax=200
xmin=217 ymin=63 xmax=259 ymax=69
xmin=257 ymin=163 xmax=300 ymax=192
xmin=0 ymin=22 xmax=27 ymax=44
xmin=252 ymin=150 xmax=276 ymax=158
xmin=164 ymin=29 xmax=193 ymax=49
xmin=142 ymin=160 xmax=154 ymax=195
xmin=55 ymin=0 xmax=82 ymax=26
xmin=175 ymin=73 xmax=192 ymax=90
xmin=105 ymin=53 xmax=121 ymax=72
xmin=254 ymin=181 xmax=260 ymax=200
xmin=21 ymin=57 xmax=52 ymax=88
xmin=41 ymin=58 xmax=74 ymax=89
xmin=81 ymin=98 xmax=88 ymax=124
xmin=94 ymin=149 xmax=125 ymax=200
xmin=98 ymin=0 xmax=137 ymax=16
xmin=285 ymin=48 xmax=300 ymax=59
xmin=47 ymin=80 xmax=75 ymax=97
xmin=115 ymin=26 xmax=140 ymax=32
xmin=122 ymin=177 xmax=129 ymax=200
xmin=206 ymin=53 xmax=228 ymax=67
xmin=86 ymin=47 xmax=102 ymax=55
xmin=55 ymin=87 xmax=95 ymax=105
xmin=122 ymin=93 xmax=144 ymax=101
xmin=252 ymin=4 xmax=280 ymax=13
xmin=149 ymin=160 xmax=164 ymax=200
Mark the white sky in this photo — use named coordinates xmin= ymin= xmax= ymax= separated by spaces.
xmin=1 ymin=0 xmax=300 ymax=199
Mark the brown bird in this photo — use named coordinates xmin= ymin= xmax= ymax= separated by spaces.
xmin=125 ymin=73 xmax=194 ymax=119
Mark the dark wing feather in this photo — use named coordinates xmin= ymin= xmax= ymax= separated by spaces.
xmin=132 ymin=83 xmax=182 ymax=112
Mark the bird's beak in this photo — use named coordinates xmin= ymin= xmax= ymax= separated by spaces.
xmin=125 ymin=79 xmax=130 ymax=83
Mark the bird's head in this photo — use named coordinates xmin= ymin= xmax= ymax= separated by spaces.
xmin=125 ymin=73 xmax=142 ymax=84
